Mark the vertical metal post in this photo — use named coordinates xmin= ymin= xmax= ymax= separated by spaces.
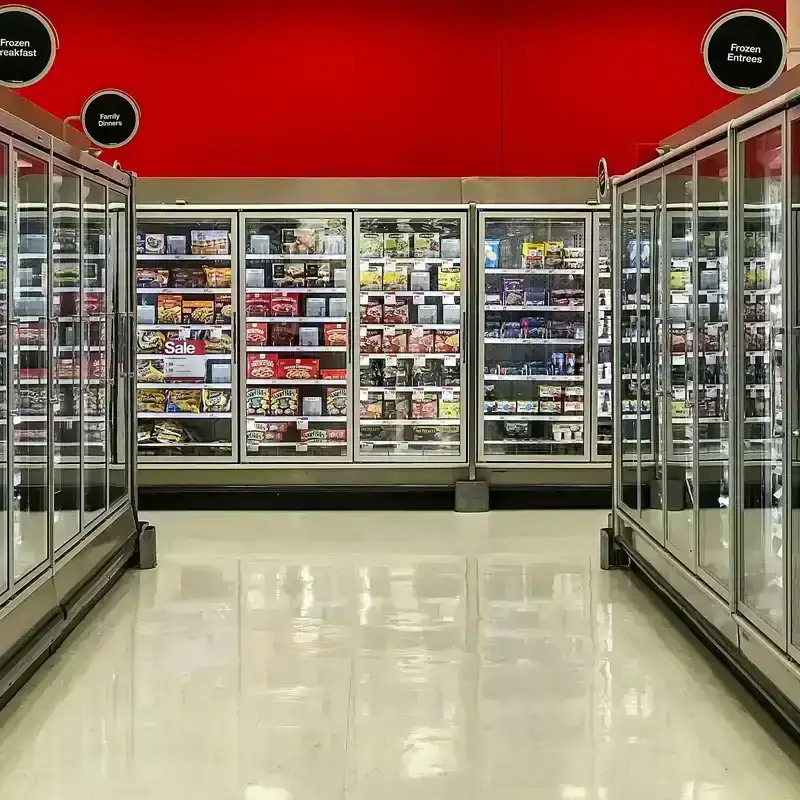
xmin=692 ymin=156 xmax=701 ymax=572
xmin=46 ymin=150 xmax=54 ymax=570
xmin=635 ymin=182 xmax=643 ymax=517
xmin=467 ymin=203 xmax=478 ymax=480
xmin=660 ymin=170 xmax=669 ymax=544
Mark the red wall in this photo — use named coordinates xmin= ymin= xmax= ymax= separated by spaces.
xmin=18 ymin=0 xmax=786 ymax=178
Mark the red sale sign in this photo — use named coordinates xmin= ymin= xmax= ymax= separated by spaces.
xmin=164 ymin=338 xmax=206 ymax=356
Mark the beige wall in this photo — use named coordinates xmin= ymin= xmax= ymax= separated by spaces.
xmin=136 ymin=176 xmax=598 ymax=207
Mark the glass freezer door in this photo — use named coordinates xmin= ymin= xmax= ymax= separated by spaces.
xmin=10 ymin=149 xmax=49 ymax=581
xmin=241 ymin=213 xmax=351 ymax=461
xmin=355 ymin=212 xmax=466 ymax=462
xmin=0 ymin=139 xmax=7 ymax=595
xmin=480 ymin=213 xmax=589 ymax=461
xmin=594 ymin=214 xmax=612 ymax=459
xmin=136 ymin=213 xmax=237 ymax=461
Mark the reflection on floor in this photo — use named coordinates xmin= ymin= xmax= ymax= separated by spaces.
xmin=0 ymin=509 xmax=799 ymax=799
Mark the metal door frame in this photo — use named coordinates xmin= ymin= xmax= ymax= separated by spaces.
xmin=135 ymin=209 xmax=239 ymax=465
xmin=591 ymin=210 xmax=612 ymax=462
xmin=477 ymin=208 xmax=592 ymax=464
xmin=238 ymin=209 xmax=354 ymax=465
xmin=0 ymin=131 xmax=11 ymax=606
xmin=353 ymin=208 xmax=469 ymax=465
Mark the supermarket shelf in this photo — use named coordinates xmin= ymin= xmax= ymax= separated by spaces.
xmin=362 ymin=323 xmax=458 ymax=330
xmin=361 ymin=258 xmax=459 ymax=265
xmin=137 ymin=254 xmax=231 ymax=261
xmin=138 ymin=324 xmax=232 ymax=331
xmin=484 ymin=374 xmax=583 ymax=382
xmin=136 ymin=353 xmax=231 ymax=360
xmin=361 ymin=386 xmax=460 ymax=393
xmin=248 ymin=379 xmax=346 ymax=386
xmin=138 ymin=412 xmax=232 ymax=420
xmin=485 ymin=305 xmax=584 ymax=312
xmin=246 ymin=253 xmax=346 ymax=261
xmin=487 ymin=268 xmax=584 ymax=275
xmin=246 ymin=287 xmax=345 ymax=294
xmin=140 ymin=442 xmax=233 ymax=448
xmin=137 ymin=287 xmax=232 ymax=294
xmin=362 ymin=353 xmax=458 ymax=361
xmin=359 ymin=418 xmax=461 ymax=426
xmin=485 ymin=439 xmax=584 ymax=446
xmin=484 ymin=338 xmax=584 ymax=345
xmin=15 ymin=415 xmax=105 ymax=423
xmin=360 ymin=290 xmax=460 ymax=298
xmin=484 ymin=414 xmax=583 ymax=422
xmin=248 ymin=317 xmax=346 ymax=323
xmin=598 ymin=339 xmax=612 ymax=345
xmin=138 ymin=382 xmax=232 ymax=389
xmin=247 ymin=345 xmax=346 ymax=353
xmin=248 ymin=415 xmax=345 ymax=423
xmin=251 ymin=442 xmax=346 ymax=448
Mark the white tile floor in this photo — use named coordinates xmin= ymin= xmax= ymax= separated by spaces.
xmin=0 ymin=509 xmax=799 ymax=799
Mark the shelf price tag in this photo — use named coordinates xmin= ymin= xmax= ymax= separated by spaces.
xmin=414 ymin=356 xmax=427 ymax=367
xmin=384 ymin=293 xmax=396 ymax=306
xmin=412 ymin=293 xmax=425 ymax=305
xmin=386 ymin=356 xmax=397 ymax=367
xmin=412 ymin=387 xmax=425 ymax=399
xmin=360 ymin=389 xmax=370 ymax=402
xmin=411 ymin=326 xmax=424 ymax=338
xmin=385 ymin=326 xmax=396 ymax=337
xmin=442 ymin=294 xmax=456 ymax=305
xmin=178 ymin=325 xmax=192 ymax=339
xmin=360 ymin=294 xmax=369 ymax=305
xmin=210 ymin=327 xmax=223 ymax=341
xmin=296 ymin=417 xmax=309 ymax=430
xmin=360 ymin=356 xmax=369 ymax=366
xmin=442 ymin=387 xmax=455 ymax=402
xmin=706 ymin=354 xmax=716 ymax=364
xmin=444 ymin=356 xmax=458 ymax=367
xmin=384 ymin=389 xmax=396 ymax=400
xmin=295 ymin=444 xmax=308 ymax=452
xmin=396 ymin=442 xmax=409 ymax=451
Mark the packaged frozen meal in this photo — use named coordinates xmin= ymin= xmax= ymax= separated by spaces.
xmin=137 ymin=359 xmax=165 ymax=383
xmin=360 ymin=262 xmax=382 ymax=290
xmin=384 ymin=233 xmax=412 ymax=258
xmin=360 ymin=398 xmax=383 ymax=419
xmin=215 ymin=294 xmax=232 ymax=324
xmin=440 ymin=238 xmax=461 ymax=260
xmin=382 ymin=263 xmax=409 ymax=291
xmin=270 ymin=387 xmax=300 ymax=415
xmin=383 ymin=331 xmax=408 ymax=354
xmin=157 ymin=294 xmax=182 ymax=324
xmin=166 ymin=389 xmax=202 ymax=414
xmin=137 ymin=330 xmax=165 ymax=354
xmin=203 ymin=389 xmax=231 ymax=412
xmin=167 ymin=235 xmax=187 ymax=255
xmin=277 ymin=358 xmax=319 ymax=380
xmin=247 ymin=388 xmax=271 ymax=415
xmin=136 ymin=268 xmax=169 ymax=288
xmin=521 ymin=242 xmax=545 ymax=267
xmin=270 ymin=323 xmax=299 ymax=346
xmin=191 ymin=230 xmax=229 ymax=255
xmin=145 ymin=233 xmax=165 ymax=254
xmin=412 ymin=394 xmax=439 ymax=419
xmin=438 ymin=265 xmax=461 ymax=291
xmin=434 ymin=330 xmax=459 ymax=353
xmin=323 ymin=323 xmax=348 ymax=347
xmin=413 ymin=233 xmax=440 ymax=259
xmin=247 ymin=352 xmax=278 ymax=380
xmin=281 ymin=228 xmax=316 ymax=255
xmin=326 ymin=388 xmax=347 ymax=416
xmin=408 ymin=329 xmax=434 ymax=354
xmin=245 ymin=292 xmax=270 ymax=317
xmin=360 ymin=330 xmax=383 ymax=353
xmin=137 ymin=389 xmax=167 ymax=413
xmin=246 ymin=323 xmax=269 ymax=347
xmin=359 ymin=232 xmax=384 ymax=259
xmin=439 ymin=400 xmax=460 ymax=418
xmin=182 ymin=299 xmax=214 ymax=325
xmin=361 ymin=302 xmax=383 ymax=324
xmin=383 ymin=300 xmax=409 ymax=324
xmin=203 ymin=266 xmax=232 ymax=288
xmin=270 ymin=292 xmax=300 ymax=317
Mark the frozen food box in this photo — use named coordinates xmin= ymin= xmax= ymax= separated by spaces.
xmin=359 ymin=233 xmax=384 ymax=259
xmin=383 ymin=300 xmax=409 ymax=324
xmin=439 ymin=400 xmax=461 ymax=418
xmin=157 ymin=295 xmax=182 ymax=324
xmin=245 ymin=293 xmax=270 ymax=317
xmin=384 ymin=233 xmax=412 ymax=258
xmin=323 ymin=323 xmax=348 ymax=347
xmin=270 ymin=387 xmax=300 ymax=415
xmin=166 ymin=235 xmax=187 ymax=255
xmin=145 ymin=233 xmax=165 ymax=254
xmin=191 ymin=230 xmax=229 ymax=255
xmin=182 ymin=299 xmax=214 ymax=325
xmin=306 ymin=297 xmax=328 ymax=318
xmin=328 ymin=297 xmax=346 ymax=318
xmin=382 ymin=262 xmax=409 ymax=291
xmin=299 ymin=327 xmax=320 ymax=347
xmin=361 ymin=302 xmax=383 ymax=324
xmin=247 ymin=352 xmax=278 ymax=380
xmin=411 ymin=394 xmax=438 ymax=419
xmin=435 ymin=330 xmax=459 ymax=353
xmin=246 ymin=268 xmax=265 ymax=288
xmin=438 ymin=265 xmax=461 ymax=291
xmin=246 ymin=323 xmax=269 ymax=347
xmin=215 ymin=295 xmax=232 ymax=324
xmin=360 ymin=398 xmax=383 ymax=419
xmin=416 ymin=304 xmax=438 ymax=325
xmin=270 ymin=292 xmax=300 ymax=317
xmin=360 ymin=262 xmax=383 ymax=290
xmin=440 ymin=238 xmax=461 ymax=260
xmin=442 ymin=304 xmax=460 ymax=325
xmin=302 ymin=396 xmax=323 ymax=416
xmin=413 ymin=233 xmax=440 ymax=259
xmin=485 ymin=239 xmax=500 ymax=269
xmin=277 ymin=358 xmax=319 ymax=380
xmin=521 ymin=242 xmax=545 ymax=267
xmin=409 ymin=270 xmax=431 ymax=292
xmin=326 ymin=388 xmax=347 ymax=415
xmin=250 ymin=234 xmax=271 ymax=254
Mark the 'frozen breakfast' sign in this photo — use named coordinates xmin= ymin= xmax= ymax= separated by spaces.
xmin=702 ymin=11 xmax=786 ymax=94
xmin=81 ymin=90 xmax=140 ymax=148
xmin=0 ymin=6 xmax=57 ymax=87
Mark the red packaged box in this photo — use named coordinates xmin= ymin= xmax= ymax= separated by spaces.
xmin=434 ymin=330 xmax=459 ymax=353
xmin=321 ymin=369 xmax=347 ymax=380
xmin=55 ymin=359 xmax=80 ymax=380
xmin=84 ymin=292 xmax=105 ymax=314
xmin=323 ymin=323 xmax=347 ymax=347
xmin=277 ymin=358 xmax=319 ymax=380
xmin=18 ymin=367 xmax=47 ymax=382
xmin=247 ymin=352 xmax=278 ymax=380
xmin=245 ymin=293 xmax=271 ymax=317
xmin=270 ymin=323 xmax=298 ymax=346
xmin=408 ymin=329 xmax=434 ymax=354
xmin=270 ymin=292 xmax=300 ymax=317
xmin=360 ymin=303 xmax=382 ymax=324
xmin=382 ymin=331 xmax=408 ymax=353
xmin=360 ymin=330 xmax=382 ymax=353
xmin=18 ymin=323 xmax=45 ymax=345
xmin=246 ymin=323 xmax=269 ymax=346
xmin=87 ymin=356 xmax=106 ymax=379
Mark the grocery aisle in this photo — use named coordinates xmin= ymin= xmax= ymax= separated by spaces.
xmin=0 ymin=509 xmax=799 ymax=800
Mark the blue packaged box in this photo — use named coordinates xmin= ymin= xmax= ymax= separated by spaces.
xmin=485 ymin=239 xmax=500 ymax=269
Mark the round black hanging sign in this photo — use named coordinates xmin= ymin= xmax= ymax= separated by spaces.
xmin=0 ymin=5 xmax=57 ymax=88
xmin=81 ymin=89 xmax=140 ymax=148
xmin=598 ymin=158 xmax=609 ymax=198
xmin=702 ymin=10 xmax=786 ymax=94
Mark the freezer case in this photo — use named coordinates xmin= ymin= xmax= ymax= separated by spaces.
xmin=355 ymin=210 xmax=467 ymax=462
xmin=479 ymin=211 xmax=590 ymax=461
xmin=594 ymin=213 xmax=612 ymax=459
xmin=135 ymin=213 xmax=237 ymax=462
xmin=240 ymin=212 xmax=351 ymax=461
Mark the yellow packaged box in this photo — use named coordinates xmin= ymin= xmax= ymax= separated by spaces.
xmin=521 ymin=242 xmax=545 ymax=267
xmin=438 ymin=265 xmax=461 ymax=291
xmin=360 ymin=262 xmax=383 ymax=290
xmin=382 ymin=262 xmax=408 ymax=291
